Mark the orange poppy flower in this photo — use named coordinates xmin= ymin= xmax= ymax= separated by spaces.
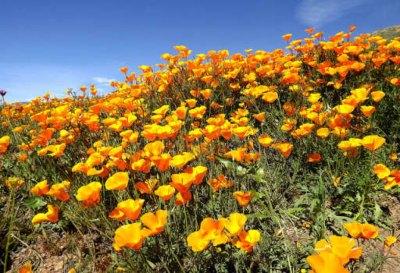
xmin=316 ymin=127 xmax=330 ymax=138
xmin=253 ymin=112 xmax=266 ymax=122
xmin=258 ymin=135 xmax=274 ymax=147
xmin=235 ymin=229 xmax=261 ymax=253
xmin=154 ymin=185 xmax=176 ymax=201
xmin=113 ymin=223 xmax=145 ymax=251
xmin=30 ymin=180 xmax=50 ymax=196
xmin=220 ymin=212 xmax=247 ymax=236
xmin=140 ymin=209 xmax=168 ymax=236
xmin=143 ymin=141 xmax=165 ymax=157
xmin=233 ymin=191 xmax=252 ymax=206
xmin=272 ymin=142 xmax=294 ymax=158
xmin=135 ymin=178 xmax=158 ymax=194
xmin=343 ymin=222 xmax=379 ymax=239
xmin=307 ymin=152 xmax=322 ymax=163
xmin=262 ymin=91 xmax=278 ymax=103
xmin=170 ymin=172 xmax=194 ymax=192
xmin=32 ymin=204 xmax=59 ymax=225
xmin=282 ymin=33 xmax=292 ymax=41
xmin=370 ymin=90 xmax=385 ymax=102
xmin=314 ymin=235 xmax=362 ymax=265
xmin=361 ymin=135 xmax=385 ymax=151
xmin=105 ymin=172 xmax=129 ymax=190
xmin=47 ymin=180 xmax=70 ymax=201
xmin=208 ymin=175 xmax=234 ymax=192
xmin=109 ymin=199 xmax=145 ymax=221
xmin=189 ymin=165 xmax=208 ymax=185
xmin=187 ymin=218 xmax=229 ymax=252
xmin=171 ymin=152 xmax=195 ymax=169
xmin=307 ymin=251 xmax=349 ymax=273
xmin=360 ymin=105 xmax=376 ymax=117
xmin=131 ymin=158 xmax=152 ymax=173
xmin=75 ymin=182 xmax=102 ymax=207
xmin=373 ymin=164 xmax=391 ymax=179
xmin=0 ymin=135 xmax=11 ymax=154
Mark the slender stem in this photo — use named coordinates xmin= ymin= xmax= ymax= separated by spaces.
xmin=3 ymin=190 xmax=16 ymax=273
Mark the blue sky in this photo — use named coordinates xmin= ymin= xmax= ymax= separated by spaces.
xmin=0 ymin=0 xmax=399 ymax=102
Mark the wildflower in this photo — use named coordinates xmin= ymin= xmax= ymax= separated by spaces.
xmin=272 ymin=142 xmax=293 ymax=158
xmin=235 ymin=229 xmax=261 ymax=253
xmin=143 ymin=141 xmax=164 ymax=157
xmin=360 ymin=105 xmax=375 ymax=117
xmin=389 ymin=152 xmax=398 ymax=161
xmin=0 ymin=135 xmax=11 ymax=154
xmin=307 ymin=152 xmax=322 ymax=163
xmin=361 ymin=135 xmax=385 ymax=151
xmin=154 ymin=185 xmax=176 ymax=201
xmin=105 ymin=172 xmax=129 ymax=190
xmin=140 ymin=209 xmax=168 ymax=236
xmin=38 ymin=143 xmax=66 ymax=157
xmin=384 ymin=236 xmax=397 ymax=247
xmin=335 ymin=104 xmax=355 ymax=114
xmin=109 ymin=199 xmax=145 ymax=221
xmin=187 ymin=218 xmax=229 ymax=252
xmin=253 ymin=112 xmax=266 ymax=122
xmin=171 ymin=152 xmax=195 ymax=169
xmin=189 ymin=165 xmax=208 ymax=185
xmin=75 ymin=182 xmax=102 ymax=207
xmin=373 ymin=164 xmax=391 ymax=179
xmin=30 ymin=180 xmax=50 ymax=196
xmin=258 ymin=135 xmax=274 ymax=147
xmin=343 ymin=222 xmax=379 ymax=239
xmin=314 ymin=235 xmax=362 ymax=265
xmin=220 ymin=212 xmax=247 ymax=235
xmin=370 ymin=90 xmax=385 ymax=102
xmin=208 ymin=175 xmax=233 ymax=192
xmin=282 ymin=33 xmax=292 ymax=41
xmin=187 ymin=230 xmax=212 ymax=252
xmin=307 ymin=251 xmax=349 ymax=273
xmin=175 ymin=189 xmax=192 ymax=205
xmin=32 ymin=204 xmax=59 ymax=225
xmin=113 ymin=223 xmax=144 ymax=251
xmin=262 ymin=91 xmax=278 ymax=103
xmin=135 ymin=178 xmax=158 ymax=194
xmin=47 ymin=180 xmax=70 ymax=201
xmin=338 ymin=138 xmax=362 ymax=155
xmin=17 ymin=152 xmax=28 ymax=162
xmin=233 ymin=191 xmax=252 ymax=206
xmin=170 ymin=172 xmax=194 ymax=192
xmin=120 ymin=66 xmax=128 ymax=74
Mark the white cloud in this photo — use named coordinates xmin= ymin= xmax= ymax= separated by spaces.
xmin=296 ymin=0 xmax=369 ymax=27
xmin=92 ymin=76 xmax=115 ymax=85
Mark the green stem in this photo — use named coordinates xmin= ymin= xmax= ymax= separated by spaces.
xmin=3 ymin=190 xmax=16 ymax=273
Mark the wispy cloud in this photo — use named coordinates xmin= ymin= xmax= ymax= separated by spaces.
xmin=93 ymin=76 xmax=115 ymax=85
xmin=296 ymin=0 xmax=369 ymax=27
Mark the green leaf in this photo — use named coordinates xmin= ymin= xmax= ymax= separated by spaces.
xmin=24 ymin=197 xmax=47 ymax=210
xmin=216 ymin=157 xmax=248 ymax=176
xmin=374 ymin=203 xmax=383 ymax=222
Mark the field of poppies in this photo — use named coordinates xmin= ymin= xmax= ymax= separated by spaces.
xmin=1 ymin=26 xmax=400 ymax=273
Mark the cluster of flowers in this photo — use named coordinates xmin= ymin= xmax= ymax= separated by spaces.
xmin=307 ymin=221 xmax=381 ymax=273
xmin=187 ymin=212 xmax=261 ymax=253
xmin=373 ymin=163 xmax=400 ymax=189
xmin=0 ymin=26 xmax=399 ymax=272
